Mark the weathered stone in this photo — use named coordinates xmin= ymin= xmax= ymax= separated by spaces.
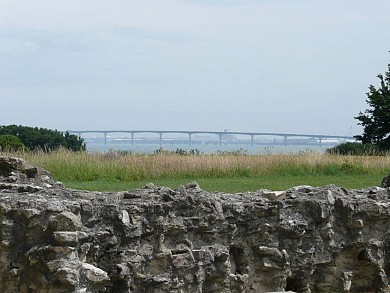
xmin=1 ymin=157 xmax=390 ymax=292
xmin=121 ymin=210 xmax=131 ymax=226
xmin=381 ymin=173 xmax=390 ymax=188
xmin=0 ymin=157 xmax=21 ymax=176
xmin=184 ymin=181 xmax=200 ymax=190
xmin=259 ymin=189 xmax=286 ymax=201
xmin=52 ymin=231 xmax=79 ymax=245
xmin=25 ymin=167 xmax=38 ymax=178
xmin=55 ymin=267 xmax=80 ymax=287
xmin=0 ymin=156 xmax=60 ymax=187
xmin=46 ymin=259 xmax=69 ymax=273
xmin=81 ymin=263 xmax=110 ymax=283
xmin=352 ymin=219 xmax=364 ymax=228
xmin=48 ymin=211 xmax=82 ymax=232
xmin=21 ymin=208 xmax=41 ymax=218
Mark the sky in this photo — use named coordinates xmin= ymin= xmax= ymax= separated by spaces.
xmin=1 ymin=0 xmax=390 ymax=136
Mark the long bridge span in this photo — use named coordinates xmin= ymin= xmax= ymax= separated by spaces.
xmin=67 ymin=130 xmax=355 ymax=146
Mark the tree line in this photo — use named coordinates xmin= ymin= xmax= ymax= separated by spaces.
xmin=0 ymin=125 xmax=85 ymax=151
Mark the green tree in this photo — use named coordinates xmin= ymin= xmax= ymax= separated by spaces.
xmin=0 ymin=125 xmax=85 ymax=151
xmin=0 ymin=134 xmax=25 ymax=151
xmin=355 ymin=60 xmax=390 ymax=149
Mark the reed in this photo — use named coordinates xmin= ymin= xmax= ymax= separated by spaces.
xmin=2 ymin=149 xmax=389 ymax=184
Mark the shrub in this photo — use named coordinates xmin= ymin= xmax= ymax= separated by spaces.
xmin=0 ymin=134 xmax=24 ymax=151
xmin=153 ymin=147 xmax=202 ymax=156
xmin=326 ymin=142 xmax=385 ymax=156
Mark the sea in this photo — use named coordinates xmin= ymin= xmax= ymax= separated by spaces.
xmin=85 ymin=141 xmax=339 ymax=155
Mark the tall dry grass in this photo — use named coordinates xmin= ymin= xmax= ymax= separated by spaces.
xmin=2 ymin=149 xmax=389 ymax=182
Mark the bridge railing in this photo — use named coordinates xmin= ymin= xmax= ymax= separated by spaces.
xmin=67 ymin=130 xmax=356 ymax=146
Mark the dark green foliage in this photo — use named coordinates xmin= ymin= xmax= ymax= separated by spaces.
xmin=355 ymin=60 xmax=390 ymax=150
xmin=326 ymin=142 xmax=385 ymax=156
xmin=0 ymin=134 xmax=24 ymax=151
xmin=153 ymin=147 xmax=202 ymax=156
xmin=216 ymin=148 xmax=248 ymax=156
xmin=0 ymin=125 xmax=85 ymax=151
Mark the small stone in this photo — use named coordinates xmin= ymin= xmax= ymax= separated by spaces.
xmin=52 ymin=231 xmax=79 ymax=245
xmin=82 ymin=263 xmax=110 ymax=283
xmin=292 ymin=185 xmax=313 ymax=192
xmin=121 ymin=210 xmax=131 ymax=226
xmin=123 ymin=192 xmax=141 ymax=199
xmin=9 ymin=268 xmax=20 ymax=277
xmin=22 ymin=208 xmax=41 ymax=219
xmin=144 ymin=183 xmax=156 ymax=189
xmin=28 ymin=256 xmax=38 ymax=266
xmin=106 ymin=235 xmax=118 ymax=245
xmin=259 ymin=246 xmax=283 ymax=259
xmin=326 ymin=190 xmax=335 ymax=205
xmin=46 ymin=201 xmax=64 ymax=212
xmin=185 ymin=181 xmax=200 ymax=190
xmin=49 ymin=246 xmax=76 ymax=258
xmin=49 ymin=211 xmax=82 ymax=232
xmin=111 ymin=263 xmax=129 ymax=280
xmin=6 ymin=175 xmax=17 ymax=183
xmin=327 ymin=229 xmax=335 ymax=239
xmin=77 ymin=232 xmax=89 ymax=240
xmin=342 ymin=271 xmax=353 ymax=291
xmin=177 ymin=185 xmax=188 ymax=196
xmin=162 ymin=193 xmax=174 ymax=201
xmin=25 ymin=167 xmax=38 ymax=178
xmin=261 ymin=190 xmax=285 ymax=201
xmin=46 ymin=259 xmax=69 ymax=273
xmin=262 ymin=257 xmax=280 ymax=269
xmin=79 ymin=243 xmax=91 ymax=263
xmin=55 ymin=267 xmax=80 ymax=287
xmin=353 ymin=219 xmax=364 ymax=228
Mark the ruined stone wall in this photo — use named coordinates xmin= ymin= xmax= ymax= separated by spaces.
xmin=1 ymin=156 xmax=390 ymax=292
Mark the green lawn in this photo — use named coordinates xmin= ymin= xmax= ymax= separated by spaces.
xmin=62 ymin=173 xmax=384 ymax=193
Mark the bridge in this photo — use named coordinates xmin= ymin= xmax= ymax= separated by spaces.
xmin=67 ymin=130 xmax=355 ymax=146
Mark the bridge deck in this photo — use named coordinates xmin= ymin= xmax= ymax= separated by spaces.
xmin=68 ymin=130 xmax=355 ymax=146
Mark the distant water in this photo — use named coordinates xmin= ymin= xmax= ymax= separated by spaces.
xmin=86 ymin=142 xmax=338 ymax=155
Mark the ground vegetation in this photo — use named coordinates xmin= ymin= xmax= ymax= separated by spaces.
xmin=1 ymin=148 xmax=388 ymax=192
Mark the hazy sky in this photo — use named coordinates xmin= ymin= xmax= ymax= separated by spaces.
xmin=1 ymin=0 xmax=389 ymax=136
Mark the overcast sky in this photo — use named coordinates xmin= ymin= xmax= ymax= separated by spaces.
xmin=1 ymin=0 xmax=389 ymax=136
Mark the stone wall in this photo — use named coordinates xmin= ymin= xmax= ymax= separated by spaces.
xmin=0 ymin=156 xmax=390 ymax=292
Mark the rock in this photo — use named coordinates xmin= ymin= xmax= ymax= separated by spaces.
xmin=121 ymin=210 xmax=131 ymax=226
xmin=144 ymin=182 xmax=156 ymax=189
xmin=0 ymin=156 xmax=61 ymax=188
xmin=81 ymin=263 xmax=110 ymax=283
xmin=184 ymin=181 xmax=201 ymax=190
xmin=1 ymin=156 xmax=390 ymax=292
xmin=48 ymin=211 xmax=82 ymax=232
xmin=259 ymin=189 xmax=286 ymax=201
xmin=381 ymin=173 xmax=390 ymax=188
xmin=55 ymin=267 xmax=80 ymax=287
xmin=0 ymin=157 xmax=22 ymax=176
xmin=52 ymin=231 xmax=79 ymax=245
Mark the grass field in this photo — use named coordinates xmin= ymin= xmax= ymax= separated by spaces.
xmin=2 ymin=149 xmax=389 ymax=193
